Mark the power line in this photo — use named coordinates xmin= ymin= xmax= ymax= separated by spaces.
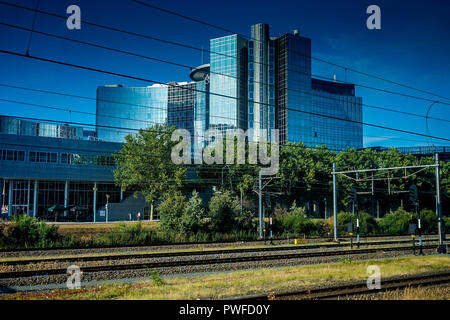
xmin=1 ymin=1 xmax=449 ymax=106
xmin=1 ymin=48 xmax=448 ymax=144
xmin=1 ymin=92 xmax=447 ymax=146
xmin=132 ymin=0 xmax=450 ymax=103
xmin=1 ymin=22 xmax=449 ymax=126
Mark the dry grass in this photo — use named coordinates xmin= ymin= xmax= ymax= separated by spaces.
xmin=3 ymin=255 xmax=449 ymax=300
xmin=354 ymin=284 xmax=450 ymax=300
xmin=55 ymin=221 xmax=158 ymax=235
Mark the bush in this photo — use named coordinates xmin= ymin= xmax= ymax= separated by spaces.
xmin=444 ymin=216 xmax=450 ymax=233
xmin=273 ymin=202 xmax=322 ymax=236
xmin=208 ymin=191 xmax=240 ymax=232
xmin=180 ymin=191 xmax=206 ymax=234
xmin=378 ymin=208 xmax=415 ymax=235
xmin=418 ymin=209 xmax=438 ymax=234
xmin=0 ymin=215 xmax=59 ymax=248
xmin=235 ymin=209 xmax=257 ymax=232
xmin=336 ymin=211 xmax=377 ymax=236
xmin=157 ymin=192 xmax=186 ymax=233
xmin=337 ymin=211 xmax=354 ymax=234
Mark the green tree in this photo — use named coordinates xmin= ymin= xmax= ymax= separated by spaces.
xmin=208 ymin=191 xmax=240 ymax=232
xmin=113 ymin=124 xmax=187 ymax=216
xmin=157 ymin=192 xmax=186 ymax=233
xmin=180 ymin=191 xmax=205 ymax=234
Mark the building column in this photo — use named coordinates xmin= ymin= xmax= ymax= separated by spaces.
xmin=8 ymin=180 xmax=12 ymax=218
xmin=0 ymin=180 xmax=3 ymax=213
xmin=33 ymin=180 xmax=38 ymax=217
xmin=93 ymin=182 xmax=97 ymax=223
xmin=27 ymin=180 xmax=31 ymax=216
xmin=64 ymin=181 xmax=69 ymax=208
xmin=64 ymin=181 xmax=69 ymax=218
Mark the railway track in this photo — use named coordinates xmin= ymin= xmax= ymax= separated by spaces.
xmin=0 ymin=238 xmax=439 ymax=267
xmin=0 ymin=244 xmax=437 ymax=280
xmin=236 ymin=270 xmax=450 ymax=300
xmin=0 ymin=233 xmax=445 ymax=254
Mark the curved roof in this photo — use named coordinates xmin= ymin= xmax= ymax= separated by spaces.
xmin=190 ymin=64 xmax=210 ymax=82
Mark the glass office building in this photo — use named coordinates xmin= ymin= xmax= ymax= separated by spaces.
xmin=248 ymin=24 xmax=276 ymax=142
xmin=275 ymin=32 xmax=313 ymax=145
xmin=96 ymin=84 xmax=168 ymax=142
xmin=209 ymin=34 xmax=248 ymax=134
xmin=311 ymin=79 xmax=363 ymax=150
xmin=0 ymin=115 xmax=85 ymax=140
xmin=95 ymin=24 xmax=362 ymax=151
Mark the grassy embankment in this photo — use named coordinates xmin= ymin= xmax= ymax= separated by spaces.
xmin=4 ymin=255 xmax=449 ymax=300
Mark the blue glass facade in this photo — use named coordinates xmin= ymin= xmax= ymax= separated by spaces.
xmin=248 ymin=24 xmax=276 ymax=142
xmin=275 ymin=33 xmax=313 ymax=144
xmin=311 ymin=79 xmax=363 ymax=150
xmin=96 ymin=85 xmax=168 ymax=142
xmin=0 ymin=131 xmax=131 ymax=220
xmin=95 ymin=24 xmax=362 ymax=151
xmin=209 ymin=34 xmax=248 ymax=134
xmin=0 ymin=115 xmax=85 ymax=139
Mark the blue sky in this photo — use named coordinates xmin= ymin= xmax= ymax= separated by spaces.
xmin=0 ymin=0 xmax=449 ymax=147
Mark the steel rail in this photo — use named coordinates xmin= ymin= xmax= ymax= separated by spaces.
xmin=0 ymin=238 xmax=441 ymax=267
xmin=0 ymin=233 xmax=445 ymax=254
xmin=0 ymin=245 xmax=437 ymax=280
xmin=235 ymin=271 xmax=450 ymax=300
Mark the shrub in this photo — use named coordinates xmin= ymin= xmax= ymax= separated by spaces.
xmin=443 ymin=216 xmax=450 ymax=233
xmin=0 ymin=215 xmax=59 ymax=248
xmin=337 ymin=211 xmax=354 ymax=234
xmin=273 ymin=202 xmax=322 ymax=236
xmin=418 ymin=209 xmax=438 ymax=234
xmin=180 ymin=191 xmax=205 ymax=234
xmin=378 ymin=208 xmax=415 ymax=235
xmin=336 ymin=211 xmax=377 ymax=236
xmin=208 ymin=191 xmax=240 ymax=232
xmin=235 ymin=209 xmax=257 ymax=232
xmin=95 ymin=222 xmax=157 ymax=246
xmin=157 ymin=192 xmax=186 ymax=233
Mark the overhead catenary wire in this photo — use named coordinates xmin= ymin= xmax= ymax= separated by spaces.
xmin=1 ymin=22 xmax=449 ymax=126
xmin=1 ymin=1 xmax=450 ymax=107
xmin=0 ymin=115 xmax=443 ymax=175
xmin=1 ymin=83 xmax=449 ymax=146
xmin=1 ymin=48 xmax=449 ymax=144
xmin=131 ymin=0 xmax=450 ymax=103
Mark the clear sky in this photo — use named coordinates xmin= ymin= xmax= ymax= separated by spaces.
xmin=0 ymin=0 xmax=449 ymax=148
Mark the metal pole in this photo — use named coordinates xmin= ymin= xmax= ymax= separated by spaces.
xmin=332 ymin=163 xmax=338 ymax=242
xmin=8 ymin=181 xmax=12 ymax=218
xmin=27 ymin=180 xmax=31 ymax=216
xmin=435 ymin=154 xmax=446 ymax=253
xmin=1 ymin=180 xmax=5 ymax=214
xmin=106 ymin=194 xmax=110 ymax=223
xmin=33 ymin=180 xmax=38 ymax=217
xmin=377 ymin=200 xmax=380 ymax=219
xmin=417 ymin=203 xmax=423 ymax=255
xmin=324 ymin=198 xmax=327 ymax=219
xmin=240 ymin=188 xmax=243 ymax=216
xmin=93 ymin=182 xmax=97 ymax=223
xmin=64 ymin=180 xmax=69 ymax=219
xmin=259 ymin=170 xmax=263 ymax=239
